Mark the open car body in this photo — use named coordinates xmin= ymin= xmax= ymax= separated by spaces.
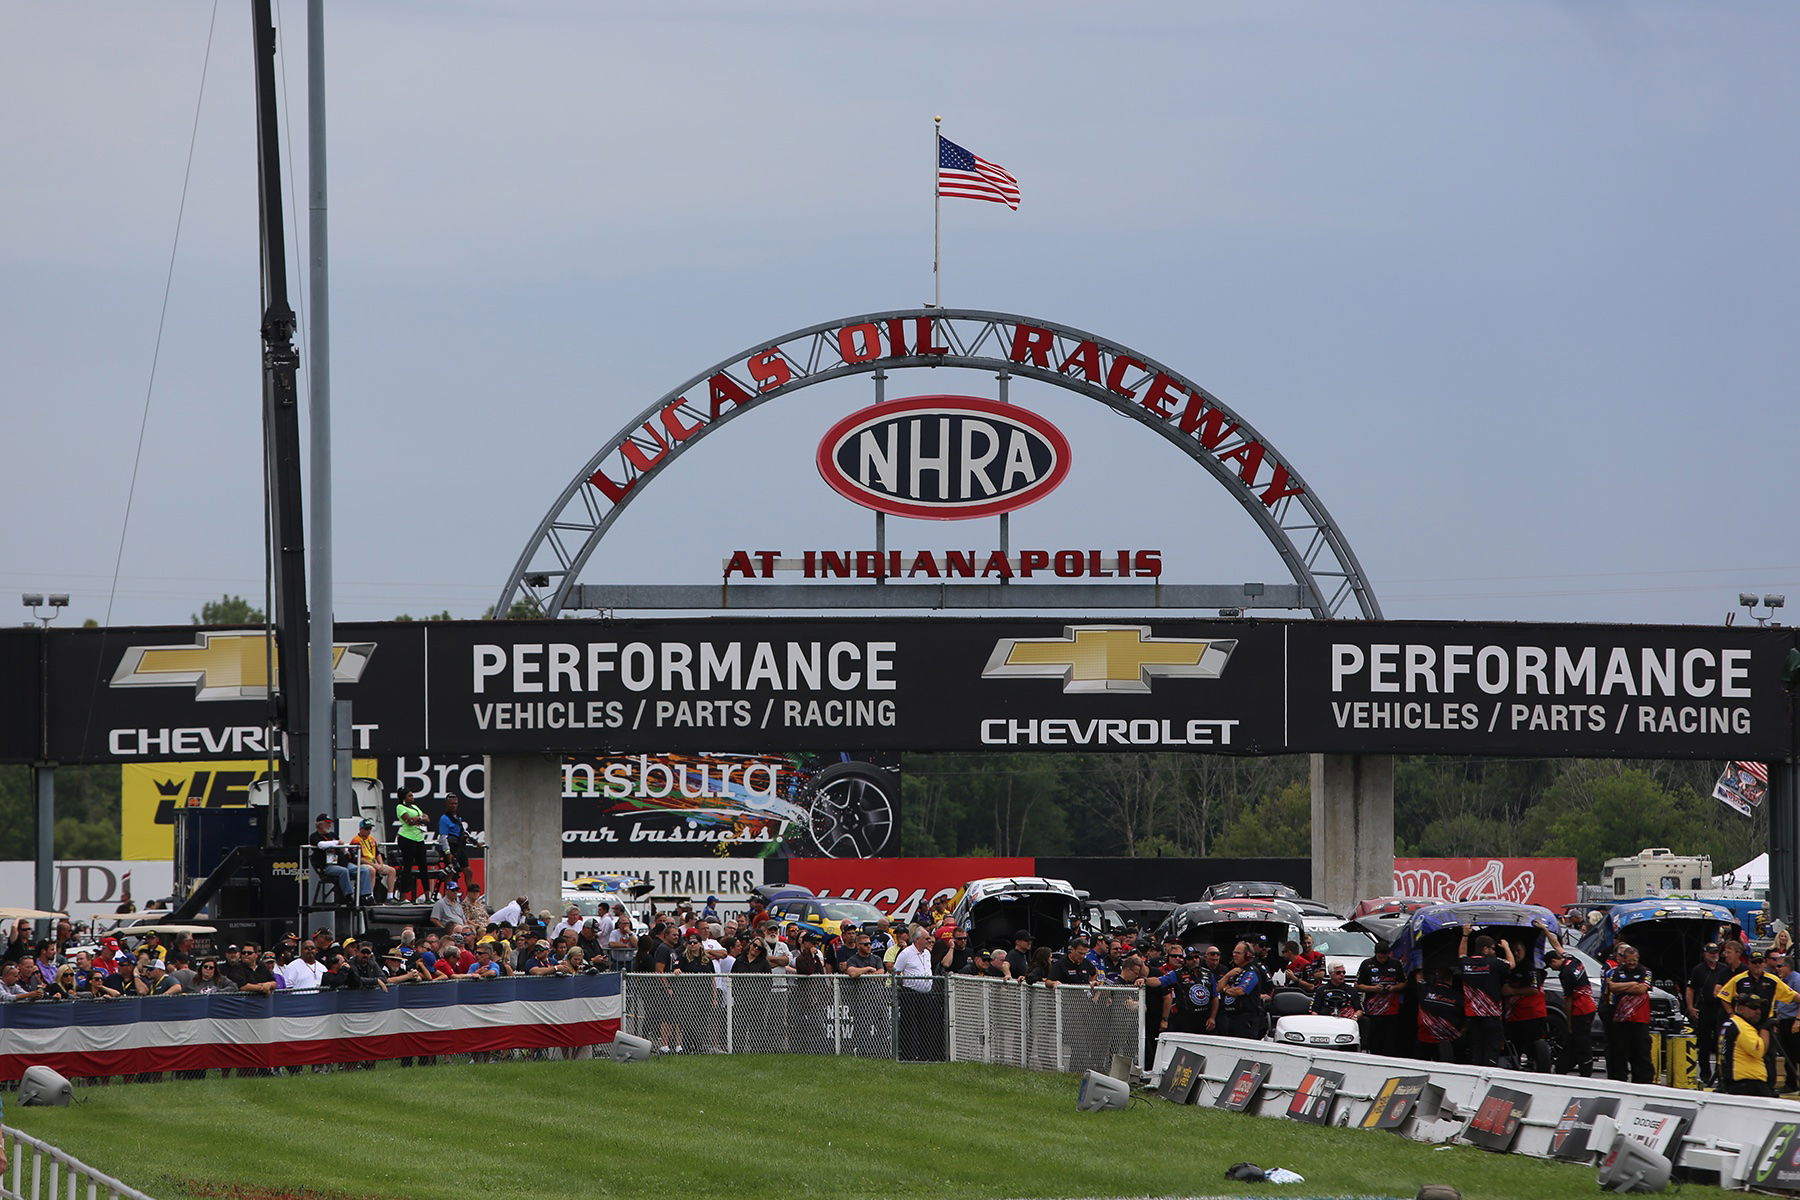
xmin=1576 ymin=898 xmax=1738 ymax=988
xmin=1200 ymin=881 xmax=1302 ymax=902
xmin=1086 ymin=899 xmax=1176 ymax=935
xmin=1390 ymin=902 xmax=1563 ymax=974
xmin=1351 ymin=896 xmax=1435 ymax=919
xmin=951 ymin=877 xmax=1084 ymax=951
xmin=1155 ymin=899 xmax=1306 ymax=957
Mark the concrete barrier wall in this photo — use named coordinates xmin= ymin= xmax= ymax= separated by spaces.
xmin=1150 ymin=1034 xmax=1800 ymax=1191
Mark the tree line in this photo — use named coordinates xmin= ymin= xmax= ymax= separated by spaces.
xmin=900 ymin=751 xmax=1765 ymax=881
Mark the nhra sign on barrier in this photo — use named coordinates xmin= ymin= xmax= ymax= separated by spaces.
xmin=8 ymin=617 xmax=1794 ymax=765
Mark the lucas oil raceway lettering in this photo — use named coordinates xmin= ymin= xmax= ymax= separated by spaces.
xmin=4 ymin=618 xmax=1792 ymax=765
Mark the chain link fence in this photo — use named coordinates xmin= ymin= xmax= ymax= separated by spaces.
xmin=946 ymin=976 xmax=1142 ymax=1073
xmin=620 ymin=973 xmax=1141 ymax=1072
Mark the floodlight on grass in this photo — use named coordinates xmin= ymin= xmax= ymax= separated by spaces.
xmin=1076 ymin=1069 xmax=1129 ymax=1111
xmin=1598 ymin=1133 xmax=1671 ymax=1193
xmin=20 ymin=1065 xmax=72 ymax=1106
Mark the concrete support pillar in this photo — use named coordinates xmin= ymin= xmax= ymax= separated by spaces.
xmin=1310 ymin=753 xmax=1395 ymax=914
xmin=482 ymin=754 xmax=564 ymax=913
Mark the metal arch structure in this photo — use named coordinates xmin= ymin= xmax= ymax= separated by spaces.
xmin=497 ymin=308 xmax=1382 ymax=622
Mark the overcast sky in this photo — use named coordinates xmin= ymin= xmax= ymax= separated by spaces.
xmin=4 ymin=1 xmax=1794 ymax=631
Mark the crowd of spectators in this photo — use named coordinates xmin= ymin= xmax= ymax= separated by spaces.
xmin=0 ymin=898 xmax=623 ymax=1004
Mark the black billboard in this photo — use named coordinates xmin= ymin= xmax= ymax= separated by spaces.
xmin=0 ymin=630 xmax=41 ymax=763
xmin=5 ymin=617 xmax=1793 ymax=765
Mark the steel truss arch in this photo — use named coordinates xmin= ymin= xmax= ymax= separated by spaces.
xmin=497 ymin=308 xmax=1381 ymax=621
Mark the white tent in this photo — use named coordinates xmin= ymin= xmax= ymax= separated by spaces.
xmin=1719 ymin=853 xmax=1768 ymax=889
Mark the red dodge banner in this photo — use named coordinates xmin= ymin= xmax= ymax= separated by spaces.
xmin=1393 ymin=858 xmax=1578 ymax=911
xmin=785 ymin=857 xmax=1035 ymax=920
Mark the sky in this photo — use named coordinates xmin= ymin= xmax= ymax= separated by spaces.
xmin=3 ymin=0 xmax=1795 ymax=632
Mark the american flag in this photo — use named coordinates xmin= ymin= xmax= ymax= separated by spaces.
xmin=938 ymin=136 xmax=1020 ymax=209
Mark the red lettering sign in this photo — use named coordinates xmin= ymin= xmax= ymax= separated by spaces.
xmin=785 ymin=857 xmax=1035 ymax=920
xmin=1392 ymin=858 xmax=1578 ymax=911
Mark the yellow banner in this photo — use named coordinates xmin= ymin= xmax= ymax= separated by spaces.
xmin=121 ymin=759 xmax=376 ymax=860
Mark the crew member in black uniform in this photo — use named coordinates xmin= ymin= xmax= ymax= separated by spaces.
xmin=1217 ymin=941 xmax=1267 ymax=1039
xmin=1684 ymin=942 xmax=1730 ymax=1086
xmin=1354 ymin=944 xmax=1406 ymax=1056
xmin=1311 ymin=964 xmax=1358 ymax=1019
xmin=1415 ymin=965 xmax=1464 ymax=1062
xmin=1545 ymin=934 xmax=1597 ymax=1076
xmin=1455 ymin=925 xmax=1515 ymax=1067
xmin=1159 ymin=946 xmax=1219 ymax=1036
xmin=1605 ymin=942 xmax=1655 ymax=1083
xmin=1502 ymin=928 xmax=1553 ymax=1073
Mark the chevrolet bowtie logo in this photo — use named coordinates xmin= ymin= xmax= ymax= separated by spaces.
xmin=110 ymin=632 xmax=375 ymax=701
xmin=982 ymin=626 xmax=1236 ymax=693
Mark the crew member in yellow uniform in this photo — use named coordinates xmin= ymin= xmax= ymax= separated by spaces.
xmin=1717 ymin=948 xmax=1798 ymax=1085
xmin=1719 ymin=995 xmax=1773 ymax=1096
xmin=348 ymin=818 xmax=399 ymax=902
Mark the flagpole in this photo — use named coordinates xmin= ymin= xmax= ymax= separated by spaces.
xmin=933 ymin=115 xmax=942 ymax=307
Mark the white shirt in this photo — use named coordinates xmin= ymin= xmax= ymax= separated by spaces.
xmin=765 ymin=938 xmax=793 ymax=973
xmin=713 ymin=952 xmax=735 ymax=1000
xmin=491 ymin=901 xmax=526 ymax=928
xmin=282 ymin=958 xmax=326 ymax=990
xmin=549 ymin=919 xmax=583 ymax=942
xmin=894 ymin=944 xmax=935 ymax=992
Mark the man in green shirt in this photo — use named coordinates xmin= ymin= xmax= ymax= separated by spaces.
xmin=393 ymin=790 xmax=431 ymax=902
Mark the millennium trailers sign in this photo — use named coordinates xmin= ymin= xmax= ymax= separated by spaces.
xmin=496 ymin=307 xmax=1382 ymax=622
xmin=2 ymin=619 xmax=1790 ymax=766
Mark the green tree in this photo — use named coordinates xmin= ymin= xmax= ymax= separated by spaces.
xmin=0 ymin=764 xmax=122 ymax=859
xmin=193 ymin=594 xmax=264 ymax=625
xmin=481 ymin=597 xmax=543 ymax=620
xmin=1537 ymin=769 xmax=1702 ymax=877
xmin=1212 ymin=780 xmax=1310 ymax=856
xmin=393 ymin=610 xmax=454 ymax=622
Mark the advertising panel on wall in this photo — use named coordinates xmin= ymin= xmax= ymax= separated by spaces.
xmin=1392 ymin=858 xmax=1579 ymax=911
xmin=0 ymin=860 xmax=173 ymax=922
xmin=12 ymin=618 xmax=1793 ymax=765
xmin=561 ymin=857 xmax=768 ymax=902
xmin=784 ymin=857 xmax=1037 ymax=918
xmin=779 ymin=857 xmax=1313 ymax=918
xmin=1286 ymin=621 xmax=1792 ymax=760
xmin=123 ymin=751 xmax=899 ymax=861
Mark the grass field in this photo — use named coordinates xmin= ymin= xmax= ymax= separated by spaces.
xmin=3 ymin=1057 xmax=1739 ymax=1200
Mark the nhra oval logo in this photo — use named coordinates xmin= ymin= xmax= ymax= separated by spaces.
xmin=815 ymin=395 xmax=1071 ymax=520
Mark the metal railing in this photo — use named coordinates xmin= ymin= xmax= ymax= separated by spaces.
xmin=617 ymin=972 xmax=1143 ymax=1071
xmin=0 ymin=1126 xmax=156 ymax=1200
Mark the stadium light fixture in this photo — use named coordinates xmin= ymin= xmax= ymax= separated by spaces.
xmin=21 ymin=593 xmax=68 ymax=627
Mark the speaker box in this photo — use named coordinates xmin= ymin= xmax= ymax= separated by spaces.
xmin=1598 ymin=1133 xmax=1672 ymax=1193
xmin=1076 ymin=1069 xmax=1130 ymax=1111
xmin=607 ymin=1033 xmax=653 ymax=1063
xmin=20 ymin=1065 xmax=72 ymax=1107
